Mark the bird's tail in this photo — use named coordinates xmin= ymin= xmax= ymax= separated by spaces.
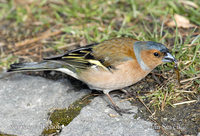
xmin=7 ymin=61 xmax=59 ymax=72
xmin=7 ymin=61 xmax=78 ymax=79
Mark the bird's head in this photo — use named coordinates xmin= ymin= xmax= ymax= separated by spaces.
xmin=133 ymin=41 xmax=176 ymax=71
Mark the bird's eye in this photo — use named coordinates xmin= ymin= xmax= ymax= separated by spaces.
xmin=154 ymin=52 xmax=159 ymax=57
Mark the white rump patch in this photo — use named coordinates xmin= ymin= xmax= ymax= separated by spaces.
xmin=56 ymin=68 xmax=78 ymax=79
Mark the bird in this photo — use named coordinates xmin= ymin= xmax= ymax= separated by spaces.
xmin=8 ymin=37 xmax=176 ymax=114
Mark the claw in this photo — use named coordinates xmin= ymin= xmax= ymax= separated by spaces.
xmin=103 ymin=90 xmax=135 ymax=115
xmin=108 ymin=104 xmax=135 ymax=116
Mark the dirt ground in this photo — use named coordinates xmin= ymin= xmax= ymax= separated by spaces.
xmin=127 ymin=73 xmax=200 ymax=136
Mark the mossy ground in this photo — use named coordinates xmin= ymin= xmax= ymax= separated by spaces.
xmin=42 ymin=93 xmax=96 ymax=135
xmin=0 ymin=133 xmax=16 ymax=136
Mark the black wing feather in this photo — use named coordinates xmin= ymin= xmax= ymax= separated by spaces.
xmin=43 ymin=43 xmax=111 ymax=70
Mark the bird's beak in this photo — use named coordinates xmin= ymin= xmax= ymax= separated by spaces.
xmin=162 ymin=52 xmax=177 ymax=63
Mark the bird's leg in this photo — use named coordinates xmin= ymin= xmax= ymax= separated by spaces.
xmin=121 ymin=89 xmax=132 ymax=98
xmin=151 ymin=72 xmax=161 ymax=84
xmin=105 ymin=91 xmax=118 ymax=107
xmin=113 ymin=89 xmax=132 ymax=99
xmin=103 ymin=90 xmax=134 ymax=115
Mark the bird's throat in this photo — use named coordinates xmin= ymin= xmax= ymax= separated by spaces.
xmin=133 ymin=43 xmax=150 ymax=71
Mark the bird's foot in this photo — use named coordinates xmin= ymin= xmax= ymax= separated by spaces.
xmin=108 ymin=104 xmax=135 ymax=116
xmin=113 ymin=91 xmax=132 ymax=100
xmin=113 ymin=94 xmax=129 ymax=100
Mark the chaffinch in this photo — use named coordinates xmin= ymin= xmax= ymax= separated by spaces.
xmin=8 ymin=37 xmax=176 ymax=114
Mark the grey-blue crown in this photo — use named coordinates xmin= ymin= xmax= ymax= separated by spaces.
xmin=134 ymin=41 xmax=169 ymax=53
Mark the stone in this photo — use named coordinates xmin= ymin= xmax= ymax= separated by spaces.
xmin=60 ymin=96 xmax=159 ymax=136
xmin=0 ymin=73 xmax=90 ymax=136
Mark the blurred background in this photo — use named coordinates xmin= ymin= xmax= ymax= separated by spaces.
xmin=0 ymin=0 xmax=199 ymax=135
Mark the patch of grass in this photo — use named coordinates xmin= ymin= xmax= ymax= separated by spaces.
xmin=141 ymin=25 xmax=200 ymax=110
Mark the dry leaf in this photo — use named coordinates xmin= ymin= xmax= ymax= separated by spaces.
xmin=167 ymin=14 xmax=196 ymax=28
xmin=179 ymin=0 xmax=199 ymax=9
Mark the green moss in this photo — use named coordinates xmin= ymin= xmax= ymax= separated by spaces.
xmin=42 ymin=94 xmax=96 ymax=135
xmin=0 ymin=133 xmax=16 ymax=136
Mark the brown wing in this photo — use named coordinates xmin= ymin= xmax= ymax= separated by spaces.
xmin=44 ymin=37 xmax=137 ymax=70
xmin=92 ymin=37 xmax=137 ymax=66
